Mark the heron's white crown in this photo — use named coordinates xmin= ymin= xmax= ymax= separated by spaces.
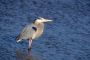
xmin=35 ymin=17 xmax=52 ymax=23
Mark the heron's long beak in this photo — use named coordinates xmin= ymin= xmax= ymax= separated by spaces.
xmin=37 ymin=17 xmax=53 ymax=23
xmin=43 ymin=19 xmax=53 ymax=22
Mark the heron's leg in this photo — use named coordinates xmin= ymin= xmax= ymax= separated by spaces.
xmin=28 ymin=38 xmax=32 ymax=51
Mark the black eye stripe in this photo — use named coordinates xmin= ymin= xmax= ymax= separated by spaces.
xmin=32 ymin=27 xmax=37 ymax=31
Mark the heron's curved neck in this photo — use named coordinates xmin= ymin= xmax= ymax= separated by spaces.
xmin=34 ymin=22 xmax=44 ymax=28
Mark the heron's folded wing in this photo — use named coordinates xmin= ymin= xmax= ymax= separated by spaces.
xmin=19 ymin=24 xmax=36 ymax=39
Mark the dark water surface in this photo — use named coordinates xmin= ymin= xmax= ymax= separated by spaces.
xmin=0 ymin=0 xmax=90 ymax=60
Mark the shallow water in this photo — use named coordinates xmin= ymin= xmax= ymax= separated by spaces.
xmin=0 ymin=0 xmax=90 ymax=60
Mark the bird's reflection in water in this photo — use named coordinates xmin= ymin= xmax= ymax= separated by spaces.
xmin=16 ymin=49 xmax=40 ymax=60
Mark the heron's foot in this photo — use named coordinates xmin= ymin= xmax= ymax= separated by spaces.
xmin=28 ymin=47 xmax=32 ymax=51
xmin=28 ymin=47 xmax=32 ymax=55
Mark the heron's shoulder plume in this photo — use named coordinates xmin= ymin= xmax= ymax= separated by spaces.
xmin=32 ymin=26 xmax=37 ymax=31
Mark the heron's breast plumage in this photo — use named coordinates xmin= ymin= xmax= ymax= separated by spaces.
xmin=32 ymin=23 xmax=44 ymax=39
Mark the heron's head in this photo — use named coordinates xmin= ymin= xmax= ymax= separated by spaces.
xmin=34 ymin=17 xmax=53 ymax=23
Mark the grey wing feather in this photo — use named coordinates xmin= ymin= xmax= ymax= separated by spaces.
xmin=16 ymin=24 xmax=36 ymax=40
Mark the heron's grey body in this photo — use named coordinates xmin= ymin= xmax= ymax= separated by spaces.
xmin=16 ymin=17 xmax=52 ymax=50
xmin=16 ymin=23 xmax=44 ymax=40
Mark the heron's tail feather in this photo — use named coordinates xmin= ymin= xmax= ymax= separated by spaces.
xmin=16 ymin=34 xmax=22 ymax=43
xmin=16 ymin=39 xmax=22 ymax=43
xmin=16 ymin=34 xmax=20 ymax=40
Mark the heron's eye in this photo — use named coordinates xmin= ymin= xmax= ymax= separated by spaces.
xmin=32 ymin=27 xmax=37 ymax=31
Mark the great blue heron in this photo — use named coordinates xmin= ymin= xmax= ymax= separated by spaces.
xmin=16 ymin=17 xmax=52 ymax=50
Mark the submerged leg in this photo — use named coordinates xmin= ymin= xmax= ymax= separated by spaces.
xmin=28 ymin=38 xmax=32 ymax=51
